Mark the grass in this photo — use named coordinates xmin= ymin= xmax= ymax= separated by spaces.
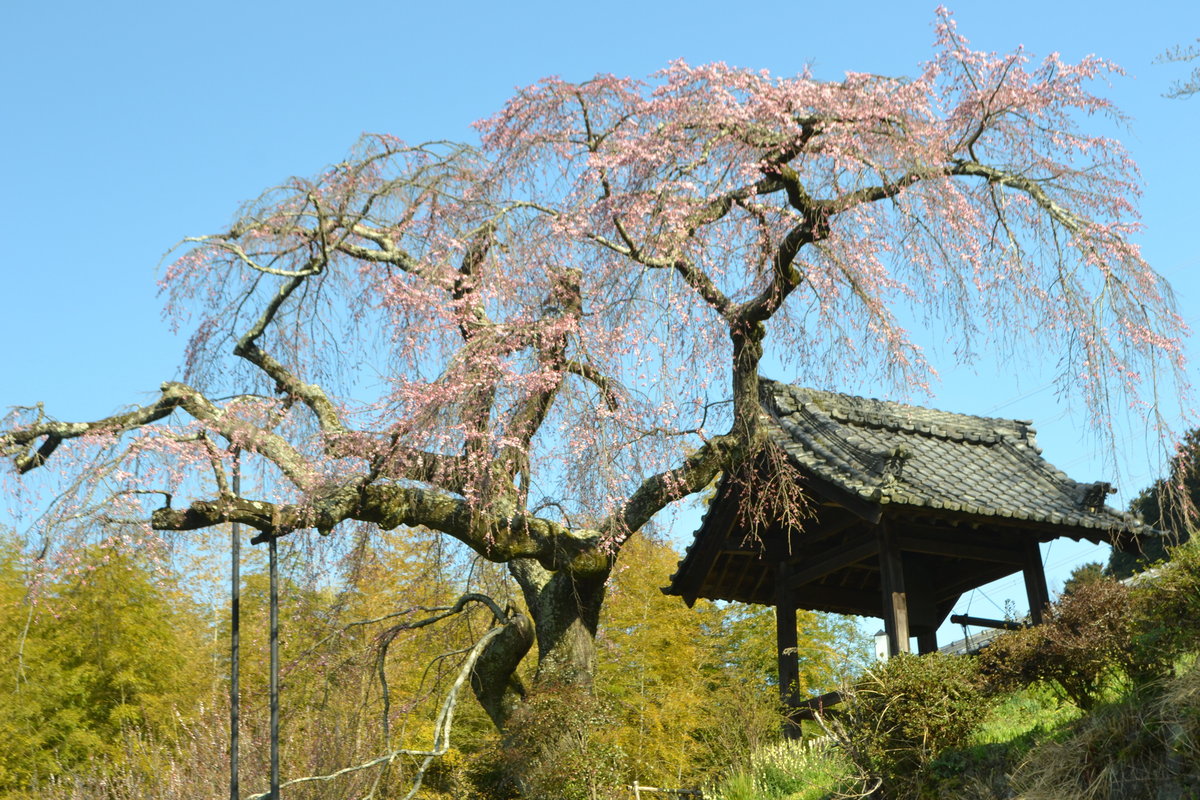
xmin=920 ymin=685 xmax=1078 ymax=800
xmin=1014 ymin=662 xmax=1200 ymax=800
xmin=975 ymin=683 xmax=1082 ymax=746
xmin=705 ymin=739 xmax=850 ymax=800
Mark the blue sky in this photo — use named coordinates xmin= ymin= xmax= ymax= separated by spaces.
xmin=2 ymin=1 xmax=1198 ymax=642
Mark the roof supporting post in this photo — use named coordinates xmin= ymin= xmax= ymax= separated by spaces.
xmin=916 ymin=631 xmax=938 ymax=654
xmin=775 ymin=561 xmax=802 ymax=740
xmin=1022 ymin=538 xmax=1050 ymax=625
xmin=878 ymin=521 xmax=910 ymax=657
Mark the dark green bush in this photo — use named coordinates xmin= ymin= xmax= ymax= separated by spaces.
xmin=829 ymin=652 xmax=992 ymax=799
xmin=979 ymin=577 xmax=1135 ymax=708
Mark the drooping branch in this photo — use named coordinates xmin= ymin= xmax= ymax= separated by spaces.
xmin=1 ymin=382 xmax=311 ymax=484
xmin=244 ymin=616 xmax=509 ymax=800
xmin=339 ymin=223 xmax=424 ymax=270
xmin=451 ymin=220 xmax=498 ymax=340
xmin=364 ymin=438 xmax=471 ymax=494
xmin=162 ymin=382 xmax=312 ymax=485
xmin=489 ymin=268 xmax=583 ymax=487
xmin=950 ymin=159 xmax=1089 ymax=235
xmin=562 ymin=359 xmax=620 ymax=411
xmin=470 ymin=609 xmax=533 ymax=729
xmin=230 ymin=262 xmax=351 ymax=439
xmin=672 ymin=258 xmax=737 ymax=321
xmin=373 ymin=593 xmax=510 ymax=742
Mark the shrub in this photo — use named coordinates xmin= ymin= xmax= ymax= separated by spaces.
xmin=1130 ymin=536 xmax=1200 ymax=672
xmin=826 ymin=652 xmax=992 ymax=799
xmin=979 ymin=577 xmax=1135 ymax=708
xmin=488 ymin=686 xmax=624 ymax=800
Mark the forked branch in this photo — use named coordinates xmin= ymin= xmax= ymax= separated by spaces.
xmin=244 ymin=615 xmax=508 ymax=800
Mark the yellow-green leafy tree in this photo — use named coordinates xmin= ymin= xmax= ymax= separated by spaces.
xmin=0 ymin=540 xmax=210 ymax=796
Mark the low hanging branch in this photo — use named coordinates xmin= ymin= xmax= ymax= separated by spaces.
xmin=372 ymin=593 xmax=508 ymax=744
xmin=244 ymin=595 xmax=510 ymax=800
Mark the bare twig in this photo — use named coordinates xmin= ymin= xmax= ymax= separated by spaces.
xmin=243 ymin=618 xmax=507 ymax=800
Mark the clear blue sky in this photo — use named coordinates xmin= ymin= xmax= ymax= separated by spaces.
xmin=2 ymin=1 xmax=1198 ymax=640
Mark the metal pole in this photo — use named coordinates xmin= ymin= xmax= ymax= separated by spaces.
xmin=269 ymin=533 xmax=280 ymax=799
xmin=230 ymin=448 xmax=241 ymax=800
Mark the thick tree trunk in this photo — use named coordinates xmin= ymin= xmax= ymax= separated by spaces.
xmin=470 ymin=557 xmax=609 ymax=733
xmin=525 ymin=566 xmax=608 ymax=690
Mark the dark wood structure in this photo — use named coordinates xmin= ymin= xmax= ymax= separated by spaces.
xmin=665 ymin=379 xmax=1142 ymax=727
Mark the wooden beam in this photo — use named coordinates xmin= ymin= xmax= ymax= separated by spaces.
xmin=878 ymin=522 xmax=910 ymax=656
xmin=916 ymin=631 xmax=938 ymax=654
xmin=789 ymin=689 xmax=843 ymax=721
xmin=747 ymin=561 xmax=770 ymax=602
xmin=895 ymin=534 xmax=1025 ymax=565
xmin=949 ymin=614 xmax=1026 ymax=631
xmin=728 ymin=551 xmax=759 ymax=597
xmin=790 ymin=584 xmax=879 ymax=615
xmin=898 ymin=557 xmax=942 ymax=630
xmin=934 ymin=563 xmax=1022 ymax=603
xmin=792 ymin=510 xmax=864 ymax=546
xmin=787 ymin=536 xmax=878 ymax=589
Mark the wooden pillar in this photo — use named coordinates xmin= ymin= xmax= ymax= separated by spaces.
xmin=1022 ymin=538 xmax=1050 ymax=625
xmin=878 ymin=522 xmax=910 ymax=657
xmin=775 ymin=561 xmax=802 ymax=740
xmin=916 ymin=631 xmax=938 ymax=654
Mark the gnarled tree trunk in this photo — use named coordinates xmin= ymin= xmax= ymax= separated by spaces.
xmin=470 ymin=556 xmax=610 ymax=731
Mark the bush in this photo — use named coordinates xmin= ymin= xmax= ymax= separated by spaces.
xmin=486 ymin=686 xmax=624 ymax=800
xmin=827 ymin=652 xmax=992 ymax=799
xmin=1130 ymin=537 xmax=1200 ymax=673
xmin=979 ymin=577 xmax=1135 ymax=708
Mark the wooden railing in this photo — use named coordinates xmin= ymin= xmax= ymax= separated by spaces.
xmin=631 ymin=781 xmax=703 ymax=798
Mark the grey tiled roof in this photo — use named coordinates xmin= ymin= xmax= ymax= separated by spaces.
xmin=761 ymin=379 xmax=1135 ymax=532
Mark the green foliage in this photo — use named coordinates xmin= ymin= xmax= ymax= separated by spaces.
xmin=595 ymin=534 xmax=866 ymax=788
xmin=1109 ymin=428 xmax=1200 ymax=579
xmin=832 ymin=653 xmax=993 ymax=799
xmin=1061 ymin=561 xmax=1104 ymax=595
xmin=0 ymin=528 xmax=869 ymax=798
xmin=596 ymin=535 xmax=718 ymax=785
xmin=493 ymin=686 xmax=625 ymax=800
xmin=979 ymin=577 xmax=1135 ymax=709
xmin=0 ymin=540 xmax=210 ymax=797
xmin=1128 ymin=536 xmax=1200 ymax=673
xmin=974 ymin=684 xmax=1082 ymax=746
xmin=918 ymin=685 xmax=1080 ymax=800
xmin=686 ymin=599 xmax=865 ymax=781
